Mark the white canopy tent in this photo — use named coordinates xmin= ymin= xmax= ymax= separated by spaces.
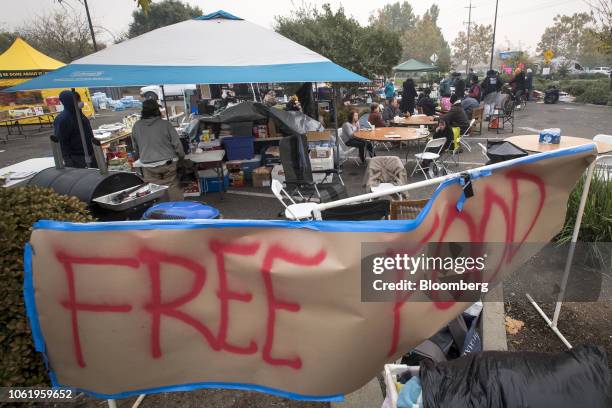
xmin=8 ymin=10 xmax=368 ymax=90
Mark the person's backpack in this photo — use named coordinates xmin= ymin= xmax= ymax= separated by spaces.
xmin=401 ymin=304 xmax=482 ymax=364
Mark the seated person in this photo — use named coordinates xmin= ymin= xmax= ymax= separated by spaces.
xmin=358 ymin=112 xmax=372 ymax=129
xmin=368 ymin=103 xmax=386 ymax=127
xmin=382 ymin=97 xmax=401 ymax=124
xmin=442 ymin=94 xmax=470 ymax=134
xmin=341 ymin=110 xmax=375 ymax=163
xmin=468 ymin=76 xmax=482 ymax=101
xmin=461 ymin=96 xmax=480 ymax=120
xmin=416 ymin=88 xmax=437 ymax=116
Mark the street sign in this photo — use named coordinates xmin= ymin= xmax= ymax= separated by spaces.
xmin=430 ymin=53 xmax=438 ymax=63
xmin=544 ymin=49 xmax=554 ymax=61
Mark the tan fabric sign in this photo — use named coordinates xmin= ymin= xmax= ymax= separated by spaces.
xmin=26 ymin=147 xmax=595 ymax=399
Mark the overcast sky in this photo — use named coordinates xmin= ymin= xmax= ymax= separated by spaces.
xmin=1 ymin=0 xmax=593 ymax=54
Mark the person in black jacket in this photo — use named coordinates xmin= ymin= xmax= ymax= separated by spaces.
xmin=416 ymin=88 xmax=437 ymax=116
xmin=399 ymin=78 xmax=417 ymax=115
xmin=53 ymin=90 xmax=97 ymax=168
xmin=452 ymin=72 xmax=466 ymax=99
xmin=443 ymin=94 xmax=470 ymax=134
xmin=481 ymin=69 xmax=503 ymax=120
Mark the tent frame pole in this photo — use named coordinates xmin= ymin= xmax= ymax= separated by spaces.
xmin=525 ymin=155 xmax=610 ymax=350
xmin=332 ymin=85 xmax=340 ymax=172
xmin=70 ymin=88 xmax=92 ymax=168
xmin=160 ymin=85 xmax=169 ymax=119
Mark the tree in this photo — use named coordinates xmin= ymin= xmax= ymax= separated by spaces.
xmin=17 ymin=12 xmax=101 ymax=63
xmin=586 ymin=0 xmax=612 ymax=56
xmin=0 ymin=29 xmax=18 ymax=54
xmin=452 ymin=24 xmax=493 ymax=67
xmin=400 ymin=5 xmax=451 ymax=72
xmin=369 ymin=1 xmax=416 ymax=33
xmin=127 ymin=0 xmax=202 ymax=39
xmin=275 ymin=4 xmax=401 ymax=79
xmin=537 ymin=13 xmax=595 ymax=60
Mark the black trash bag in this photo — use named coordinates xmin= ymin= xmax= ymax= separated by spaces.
xmin=486 ymin=140 xmax=528 ymax=164
xmin=420 ymin=344 xmax=611 ymax=408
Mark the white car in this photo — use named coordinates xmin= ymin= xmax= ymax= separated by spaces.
xmin=588 ymin=67 xmax=611 ymax=75
xmin=139 ymin=84 xmax=196 ymax=101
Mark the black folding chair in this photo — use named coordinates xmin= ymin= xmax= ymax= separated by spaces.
xmin=320 ymin=199 xmax=391 ymax=220
xmin=279 ymin=135 xmax=346 ymax=202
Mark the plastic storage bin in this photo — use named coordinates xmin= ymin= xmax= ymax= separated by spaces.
xmin=382 ymin=364 xmax=420 ymax=408
xmin=222 ymin=136 xmax=254 ymax=160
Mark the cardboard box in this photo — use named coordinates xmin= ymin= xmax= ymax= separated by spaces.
xmin=310 ymin=146 xmax=332 ymax=159
xmin=252 ymin=166 xmax=272 ymax=188
xmin=306 ymin=131 xmax=331 ymax=142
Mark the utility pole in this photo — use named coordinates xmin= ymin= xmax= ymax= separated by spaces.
xmin=83 ymin=0 xmax=98 ymax=51
xmin=489 ymin=0 xmax=499 ymax=70
xmin=465 ymin=0 xmax=475 ymax=75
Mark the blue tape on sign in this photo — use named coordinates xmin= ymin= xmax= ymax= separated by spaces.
xmin=58 ymin=381 xmax=344 ymax=402
xmin=23 ymin=243 xmax=45 ymax=354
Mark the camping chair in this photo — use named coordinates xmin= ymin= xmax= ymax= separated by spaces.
xmin=336 ymin=128 xmax=360 ymax=166
xmin=319 ymin=199 xmax=391 ymax=220
xmin=410 ymin=138 xmax=447 ymax=179
xmin=271 ymin=179 xmax=316 ymax=221
xmin=389 ymin=199 xmax=429 ymax=220
xmin=363 ymin=156 xmax=408 ymax=199
xmin=471 ymin=106 xmax=484 ymax=135
xmin=279 ymin=134 xmax=347 ymax=202
xmin=449 ymin=119 xmax=475 ymax=165
xmin=477 ymin=143 xmax=489 ymax=161
xmin=488 ymin=96 xmax=514 ymax=134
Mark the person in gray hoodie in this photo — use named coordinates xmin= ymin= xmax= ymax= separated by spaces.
xmin=131 ymin=99 xmax=185 ymax=201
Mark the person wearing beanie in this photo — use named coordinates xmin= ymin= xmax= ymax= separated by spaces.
xmin=131 ymin=99 xmax=185 ymax=201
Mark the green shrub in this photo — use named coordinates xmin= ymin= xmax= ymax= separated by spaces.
xmin=558 ymin=167 xmax=612 ymax=244
xmin=0 ymin=187 xmax=94 ymax=387
xmin=575 ymin=86 xmax=611 ymax=105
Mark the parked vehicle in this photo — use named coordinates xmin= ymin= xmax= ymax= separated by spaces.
xmin=587 ymin=67 xmax=611 ymax=75
xmin=139 ymin=84 xmax=196 ymax=101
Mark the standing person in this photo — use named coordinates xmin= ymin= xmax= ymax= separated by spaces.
xmin=443 ymin=94 xmax=470 ymax=134
xmin=384 ymin=79 xmax=395 ymax=101
xmin=383 ymin=97 xmax=401 ymax=123
xmin=417 ymin=88 xmax=438 ymax=116
xmin=341 ymin=110 xmax=374 ymax=163
xmin=525 ymin=69 xmax=534 ymax=100
xmin=131 ymin=99 xmax=185 ymax=201
xmin=439 ymin=73 xmax=452 ymax=97
xmin=468 ymin=75 xmax=482 ymax=101
xmin=453 ymin=72 xmax=466 ymax=99
xmin=368 ymin=103 xmax=386 ymax=128
xmin=481 ymin=69 xmax=503 ymax=120
xmin=399 ymin=78 xmax=417 ymax=115
xmin=54 ymin=90 xmax=97 ymax=168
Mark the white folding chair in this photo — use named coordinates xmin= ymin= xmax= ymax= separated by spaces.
xmin=336 ymin=128 xmax=360 ymax=166
xmin=271 ymin=179 xmax=317 ymax=220
xmin=477 ymin=142 xmax=489 ymax=161
xmin=410 ymin=138 xmax=446 ymax=179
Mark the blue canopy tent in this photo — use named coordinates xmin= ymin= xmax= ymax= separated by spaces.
xmin=6 ymin=10 xmax=368 ymax=166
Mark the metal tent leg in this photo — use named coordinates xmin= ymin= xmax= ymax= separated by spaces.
xmin=107 ymin=394 xmax=146 ymax=408
xmin=525 ymin=155 xmax=610 ymax=349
